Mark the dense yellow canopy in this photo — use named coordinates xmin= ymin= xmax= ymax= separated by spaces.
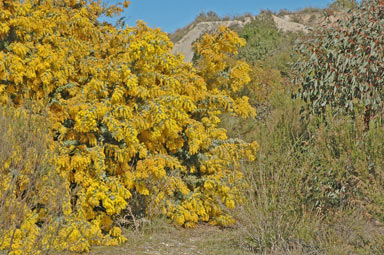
xmin=0 ymin=0 xmax=258 ymax=253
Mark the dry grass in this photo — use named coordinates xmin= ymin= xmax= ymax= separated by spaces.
xmin=220 ymin=89 xmax=384 ymax=254
xmin=0 ymin=104 xmax=68 ymax=255
xmin=69 ymin=218 xmax=253 ymax=255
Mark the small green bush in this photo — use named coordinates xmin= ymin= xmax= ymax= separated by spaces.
xmin=236 ymin=14 xmax=301 ymax=76
xmin=237 ymin=15 xmax=281 ymax=63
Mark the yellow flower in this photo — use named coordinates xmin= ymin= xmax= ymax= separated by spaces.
xmin=0 ymin=1 xmax=258 ymax=253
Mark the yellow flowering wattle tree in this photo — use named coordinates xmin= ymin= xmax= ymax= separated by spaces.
xmin=0 ymin=0 xmax=258 ymax=253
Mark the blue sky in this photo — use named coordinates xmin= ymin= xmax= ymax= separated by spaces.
xmin=103 ymin=0 xmax=335 ymax=33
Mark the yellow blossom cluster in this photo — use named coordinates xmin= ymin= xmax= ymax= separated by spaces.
xmin=0 ymin=0 xmax=258 ymax=254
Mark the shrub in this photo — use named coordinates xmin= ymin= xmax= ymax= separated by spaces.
xmin=0 ymin=0 xmax=257 ymax=253
xmin=237 ymin=15 xmax=281 ymax=63
xmin=236 ymin=14 xmax=300 ymax=76
xmin=293 ymin=0 xmax=384 ymax=129
xmin=240 ymin=64 xmax=282 ymax=106
xmin=0 ymin=105 xmax=71 ymax=255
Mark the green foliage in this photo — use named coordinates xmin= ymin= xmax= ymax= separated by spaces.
xmin=221 ymin=92 xmax=384 ymax=253
xmin=237 ymin=63 xmax=282 ymax=111
xmin=237 ymin=14 xmax=300 ymax=76
xmin=232 ymin=14 xmax=300 ymax=113
xmin=237 ymin=15 xmax=281 ymax=63
xmin=294 ymin=0 xmax=384 ymax=128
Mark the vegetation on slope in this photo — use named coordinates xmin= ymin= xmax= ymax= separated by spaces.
xmin=219 ymin=0 xmax=384 ymax=253
xmin=1 ymin=0 xmax=383 ymax=254
xmin=169 ymin=11 xmax=253 ymax=43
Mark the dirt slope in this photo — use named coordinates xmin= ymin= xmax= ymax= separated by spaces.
xmin=171 ymin=15 xmax=310 ymax=62
xmin=171 ymin=18 xmax=254 ymax=62
xmin=272 ymin=15 xmax=310 ymax=33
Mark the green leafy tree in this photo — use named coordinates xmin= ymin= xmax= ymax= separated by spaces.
xmin=294 ymin=0 xmax=384 ymax=129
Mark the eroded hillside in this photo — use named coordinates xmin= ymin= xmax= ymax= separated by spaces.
xmin=171 ymin=9 xmax=344 ymax=62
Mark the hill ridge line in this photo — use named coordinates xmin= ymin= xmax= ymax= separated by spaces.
xmin=171 ymin=15 xmax=309 ymax=62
